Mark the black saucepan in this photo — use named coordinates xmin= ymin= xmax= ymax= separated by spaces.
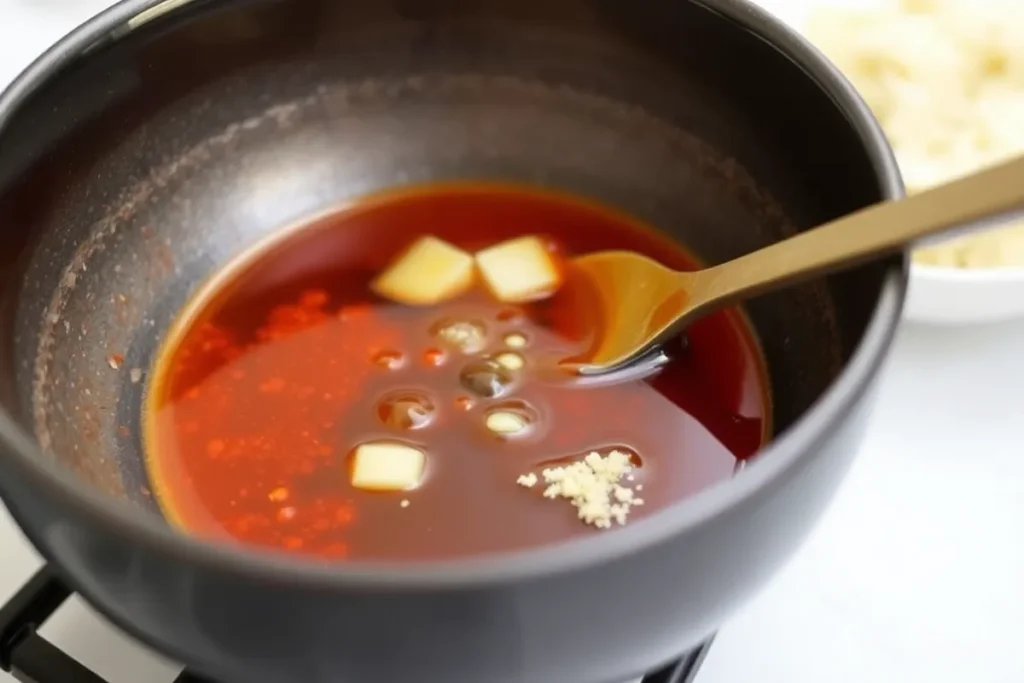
xmin=0 ymin=0 xmax=905 ymax=681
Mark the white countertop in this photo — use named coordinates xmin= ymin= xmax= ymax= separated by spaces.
xmin=0 ymin=2 xmax=1022 ymax=682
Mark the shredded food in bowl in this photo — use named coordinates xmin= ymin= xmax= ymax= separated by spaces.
xmin=807 ymin=0 xmax=1024 ymax=269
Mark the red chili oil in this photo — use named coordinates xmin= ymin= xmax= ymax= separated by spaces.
xmin=143 ymin=184 xmax=771 ymax=561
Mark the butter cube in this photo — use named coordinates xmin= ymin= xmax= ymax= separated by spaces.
xmin=475 ymin=236 xmax=562 ymax=303
xmin=350 ymin=442 xmax=426 ymax=491
xmin=371 ymin=236 xmax=475 ymax=306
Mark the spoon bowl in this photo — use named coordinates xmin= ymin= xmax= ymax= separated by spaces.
xmin=566 ymin=251 xmax=695 ymax=375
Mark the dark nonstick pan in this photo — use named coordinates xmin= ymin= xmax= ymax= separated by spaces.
xmin=0 ymin=0 xmax=905 ymax=681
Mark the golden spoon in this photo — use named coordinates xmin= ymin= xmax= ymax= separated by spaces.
xmin=568 ymin=154 xmax=1024 ymax=376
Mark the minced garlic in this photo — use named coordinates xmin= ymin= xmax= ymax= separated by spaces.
xmin=519 ymin=450 xmax=644 ymax=529
xmin=516 ymin=472 xmax=538 ymax=488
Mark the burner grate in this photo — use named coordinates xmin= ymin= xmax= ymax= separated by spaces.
xmin=0 ymin=567 xmax=711 ymax=683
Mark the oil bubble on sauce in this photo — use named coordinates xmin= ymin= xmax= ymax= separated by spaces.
xmin=493 ymin=351 xmax=525 ymax=371
xmin=372 ymin=349 xmax=405 ymax=370
xmin=432 ymin=318 xmax=488 ymax=354
xmin=376 ymin=390 xmax=437 ymax=430
xmin=423 ymin=347 xmax=447 ymax=367
xmin=483 ymin=400 xmax=538 ymax=438
xmin=459 ymin=358 xmax=516 ymax=398
xmin=503 ymin=332 xmax=528 ymax=349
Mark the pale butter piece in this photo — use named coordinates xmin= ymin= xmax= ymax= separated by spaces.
xmin=371 ymin=236 xmax=475 ymax=306
xmin=474 ymin=236 xmax=562 ymax=303
xmin=351 ymin=441 xmax=426 ymax=491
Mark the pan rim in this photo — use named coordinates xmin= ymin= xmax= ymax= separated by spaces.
xmin=0 ymin=0 xmax=906 ymax=588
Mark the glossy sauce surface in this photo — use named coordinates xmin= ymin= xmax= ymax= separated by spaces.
xmin=144 ymin=185 xmax=771 ymax=561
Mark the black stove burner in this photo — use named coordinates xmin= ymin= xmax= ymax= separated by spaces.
xmin=0 ymin=567 xmax=713 ymax=683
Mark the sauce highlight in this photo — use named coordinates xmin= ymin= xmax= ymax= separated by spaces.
xmin=144 ymin=184 xmax=771 ymax=561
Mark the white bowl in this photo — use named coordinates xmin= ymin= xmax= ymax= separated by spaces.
xmin=905 ymin=265 xmax=1024 ymax=324
xmin=751 ymin=0 xmax=1024 ymax=325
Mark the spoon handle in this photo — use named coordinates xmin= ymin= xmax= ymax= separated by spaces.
xmin=691 ymin=154 xmax=1024 ymax=306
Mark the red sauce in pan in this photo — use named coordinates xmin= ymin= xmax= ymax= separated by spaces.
xmin=143 ymin=184 xmax=771 ymax=561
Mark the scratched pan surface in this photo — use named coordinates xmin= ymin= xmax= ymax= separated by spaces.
xmin=0 ymin=0 xmax=901 ymax=681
